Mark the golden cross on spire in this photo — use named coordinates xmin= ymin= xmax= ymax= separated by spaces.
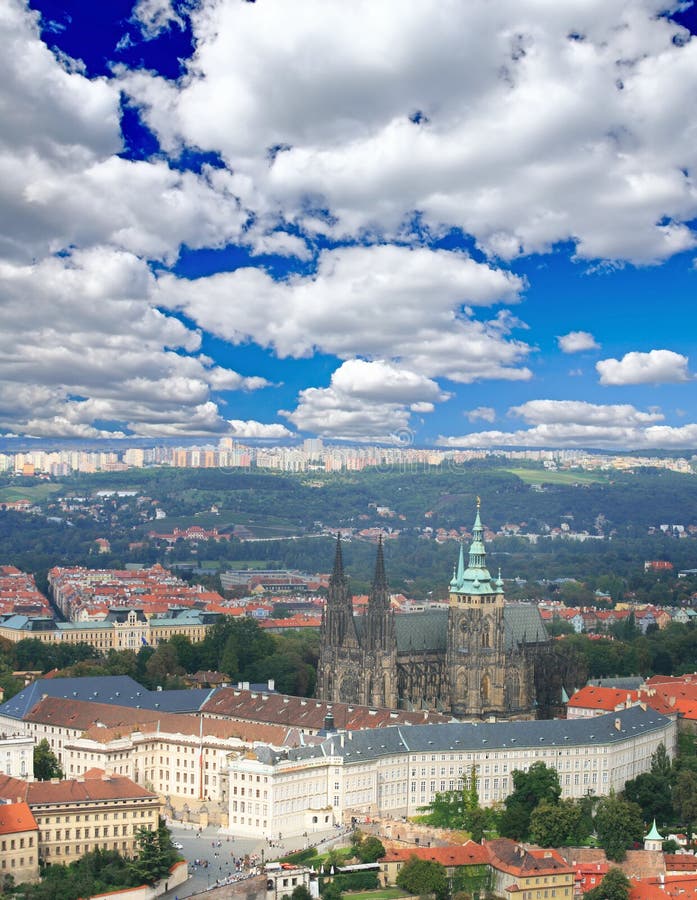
xmin=476 ymin=495 xmax=481 ymax=508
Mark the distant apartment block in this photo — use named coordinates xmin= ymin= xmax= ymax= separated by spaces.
xmin=0 ymin=567 xmax=52 ymax=619
xmin=48 ymin=564 xmax=223 ymax=621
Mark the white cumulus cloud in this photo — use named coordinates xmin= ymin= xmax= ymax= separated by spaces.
xmin=557 ymin=331 xmax=600 ymax=353
xmin=228 ymin=420 xmax=293 ymax=439
xmin=435 ymin=398 xmax=697 ymax=449
xmin=596 ymin=349 xmax=691 ymax=385
xmin=0 ymin=248 xmax=273 ymax=438
xmin=281 ymin=359 xmax=446 ymax=440
xmin=466 ymin=407 xmax=496 ymax=423
xmin=157 ymin=244 xmax=531 ymax=383
xmin=123 ymin=0 xmax=697 ymax=263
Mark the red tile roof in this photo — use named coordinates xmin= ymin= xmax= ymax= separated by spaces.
xmin=568 ymin=685 xmax=639 ymax=711
xmin=485 ymin=840 xmax=574 ymax=878
xmin=382 ymin=842 xmax=489 ymax=867
xmin=25 ymin=696 xmax=294 ymax=747
xmin=27 ymin=773 xmax=156 ymax=805
xmin=201 ymin=686 xmax=451 ymax=731
xmin=0 ymin=802 xmax=38 ymax=835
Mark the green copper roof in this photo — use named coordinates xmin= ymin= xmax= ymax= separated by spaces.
xmin=645 ymin=819 xmax=663 ymax=841
xmin=450 ymin=499 xmax=499 ymax=596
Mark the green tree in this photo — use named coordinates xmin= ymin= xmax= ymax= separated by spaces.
xmin=530 ymin=798 xmax=589 ymax=847
xmin=623 ymin=771 xmax=673 ymax=825
xmin=289 ymin=887 xmax=313 ymax=900
xmin=130 ymin=819 xmax=178 ymax=885
xmin=144 ymin=643 xmax=185 ymax=688
xmin=33 ymin=738 xmax=63 ymax=780
xmin=320 ymin=882 xmax=343 ymax=900
xmin=396 ymin=856 xmax=448 ymax=900
xmin=584 ymin=867 xmax=630 ymax=900
xmin=355 ymin=836 xmax=385 ymax=863
xmin=674 ymin=769 xmax=697 ymax=839
xmin=498 ymin=762 xmax=561 ymax=841
xmin=594 ymin=792 xmax=644 ymax=862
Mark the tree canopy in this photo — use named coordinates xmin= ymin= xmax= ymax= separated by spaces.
xmin=498 ymin=762 xmax=562 ymax=841
xmin=33 ymin=738 xmax=63 ymax=781
xmin=396 ymin=856 xmax=448 ymax=900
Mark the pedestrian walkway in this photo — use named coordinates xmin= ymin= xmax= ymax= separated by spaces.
xmin=159 ymin=822 xmax=353 ymax=900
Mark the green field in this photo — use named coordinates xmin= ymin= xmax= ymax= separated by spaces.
xmin=504 ymin=467 xmax=608 ymax=486
xmin=0 ymin=483 xmax=64 ymax=502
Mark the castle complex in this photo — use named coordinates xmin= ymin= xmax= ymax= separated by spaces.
xmin=316 ymin=500 xmax=549 ymax=718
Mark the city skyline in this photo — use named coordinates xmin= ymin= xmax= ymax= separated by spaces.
xmin=4 ymin=1 xmax=697 ymax=449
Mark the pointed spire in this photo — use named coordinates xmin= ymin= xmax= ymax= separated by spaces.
xmin=332 ymin=532 xmax=344 ymax=580
xmin=473 ymin=495 xmax=482 ymax=533
xmin=456 ymin=540 xmax=466 ymax=584
xmin=373 ymin=533 xmax=387 ymax=590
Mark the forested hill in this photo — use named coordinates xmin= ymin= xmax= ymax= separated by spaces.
xmin=2 ymin=460 xmax=697 ymax=599
xmin=58 ymin=459 xmax=697 ymax=534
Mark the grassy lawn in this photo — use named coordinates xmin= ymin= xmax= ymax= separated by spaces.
xmin=0 ymin=483 xmax=64 ymax=502
xmin=504 ymin=467 xmax=608 ymax=486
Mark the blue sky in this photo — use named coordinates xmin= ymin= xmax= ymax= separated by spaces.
xmin=2 ymin=0 xmax=697 ymax=449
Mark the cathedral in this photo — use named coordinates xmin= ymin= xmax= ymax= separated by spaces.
xmin=316 ymin=500 xmax=549 ymax=719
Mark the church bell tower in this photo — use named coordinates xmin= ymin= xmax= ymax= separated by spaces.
xmin=446 ymin=499 xmax=506 ymax=717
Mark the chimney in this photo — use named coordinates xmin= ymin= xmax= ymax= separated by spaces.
xmin=268 ymin=679 xmax=275 ymax=691
xmin=614 ymin=718 xmax=621 ymax=731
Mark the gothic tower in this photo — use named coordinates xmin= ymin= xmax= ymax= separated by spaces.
xmin=316 ymin=535 xmax=362 ymax=704
xmin=363 ymin=535 xmax=398 ymax=707
xmin=446 ymin=499 xmax=507 ymax=717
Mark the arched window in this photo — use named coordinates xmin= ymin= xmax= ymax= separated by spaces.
xmin=480 ymin=673 xmax=490 ymax=704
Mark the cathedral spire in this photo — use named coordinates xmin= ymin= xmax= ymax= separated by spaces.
xmin=366 ymin=534 xmax=395 ymax=654
xmin=373 ymin=533 xmax=387 ymax=591
xmin=456 ymin=540 xmax=466 ymax=582
xmin=332 ymin=532 xmax=344 ymax=581
xmin=449 ymin=498 xmax=502 ymax=599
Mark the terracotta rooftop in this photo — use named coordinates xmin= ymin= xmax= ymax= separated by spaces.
xmin=0 ymin=772 xmax=156 ymax=805
xmin=382 ymin=842 xmax=489 ymax=867
xmin=201 ymin=686 xmax=452 ymax=731
xmin=631 ymin=874 xmax=697 ymax=900
xmin=485 ymin=840 xmax=574 ymax=878
xmin=665 ymin=856 xmax=697 ymax=873
xmin=27 ymin=773 xmax=156 ymax=805
xmin=568 ymin=685 xmax=639 ymax=711
xmin=26 ymin=696 xmax=296 ymax=747
xmin=0 ymin=801 xmax=38 ymax=835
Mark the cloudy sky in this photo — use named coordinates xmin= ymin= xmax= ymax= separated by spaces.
xmin=3 ymin=0 xmax=697 ymax=449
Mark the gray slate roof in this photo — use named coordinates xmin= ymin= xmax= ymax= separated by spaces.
xmin=256 ymin=705 xmax=673 ymax=766
xmin=380 ymin=604 xmax=547 ymax=654
xmin=0 ymin=676 xmax=212 ymax=721
xmin=589 ymin=677 xmax=645 ymax=690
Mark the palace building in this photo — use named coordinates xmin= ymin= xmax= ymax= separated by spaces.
xmin=316 ymin=500 xmax=549 ymax=718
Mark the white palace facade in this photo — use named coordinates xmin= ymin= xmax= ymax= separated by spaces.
xmin=227 ymin=704 xmax=676 ymax=839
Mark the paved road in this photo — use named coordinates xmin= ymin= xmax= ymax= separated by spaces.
xmin=162 ymin=822 xmax=350 ymax=900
